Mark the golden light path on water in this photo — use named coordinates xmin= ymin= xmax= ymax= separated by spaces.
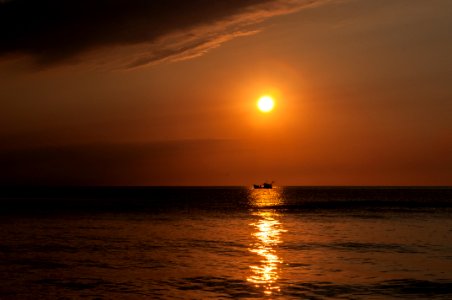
xmin=247 ymin=187 xmax=286 ymax=296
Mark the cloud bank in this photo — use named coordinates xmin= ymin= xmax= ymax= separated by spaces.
xmin=0 ymin=0 xmax=318 ymax=68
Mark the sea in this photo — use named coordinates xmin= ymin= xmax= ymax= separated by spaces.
xmin=0 ymin=186 xmax=451 ymax=299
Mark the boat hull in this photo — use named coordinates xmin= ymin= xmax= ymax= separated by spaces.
xmin=253 ymin=183 xmax=273 ymax=189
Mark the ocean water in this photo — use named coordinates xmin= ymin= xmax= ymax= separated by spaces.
xmin=0 ymin=187 xmax=451 ymax=299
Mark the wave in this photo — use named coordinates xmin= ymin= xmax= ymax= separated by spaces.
xmin=0 ymin=186 xmax=450 ymax=215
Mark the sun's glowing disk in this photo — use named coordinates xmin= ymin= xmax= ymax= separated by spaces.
xmin=257 ymin=96 xmax=275 ymax=113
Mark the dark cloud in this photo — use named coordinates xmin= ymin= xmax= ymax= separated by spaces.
xmin=1 ymin=137 xmax=450 ymax=186
xmin=0 ymin=139 xmax=249 ymax=185
xmin=0 ymin=0 xmax=316 ymax=68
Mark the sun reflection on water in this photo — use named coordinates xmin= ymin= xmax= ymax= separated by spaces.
xmin=247 ymin=188 xmax=286 ymax=296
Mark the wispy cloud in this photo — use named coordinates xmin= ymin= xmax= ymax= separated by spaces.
xmin=0 ymin=0 xmax=321 ymax=68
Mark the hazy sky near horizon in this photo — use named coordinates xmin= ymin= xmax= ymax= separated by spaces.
xmin=1 ymin=0 xmax=451 ymax=185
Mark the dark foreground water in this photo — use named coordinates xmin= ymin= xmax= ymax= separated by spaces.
xmin=0 ymin=187 xmax=451 ymax=299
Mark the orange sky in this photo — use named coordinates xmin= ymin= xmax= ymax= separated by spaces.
xmin=0 ymin=0 xmax=451 ymax=185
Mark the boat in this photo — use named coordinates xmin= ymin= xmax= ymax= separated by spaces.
xmin=253 ymin=182 xmax=273 ymax=189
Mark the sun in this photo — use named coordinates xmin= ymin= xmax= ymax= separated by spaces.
xmin=257 ymin=96 xmax=275 ymax=113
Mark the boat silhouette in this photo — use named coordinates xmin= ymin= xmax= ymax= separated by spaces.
xmin=253 ymin=182 xmax=273 ymax=189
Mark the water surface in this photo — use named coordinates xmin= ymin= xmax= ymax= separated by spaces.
xmin=0 ymin=187 xmax=451 ymax=299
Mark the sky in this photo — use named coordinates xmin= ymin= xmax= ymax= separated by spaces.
xmin=0 ymin=0 xmax=451 ymax=186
